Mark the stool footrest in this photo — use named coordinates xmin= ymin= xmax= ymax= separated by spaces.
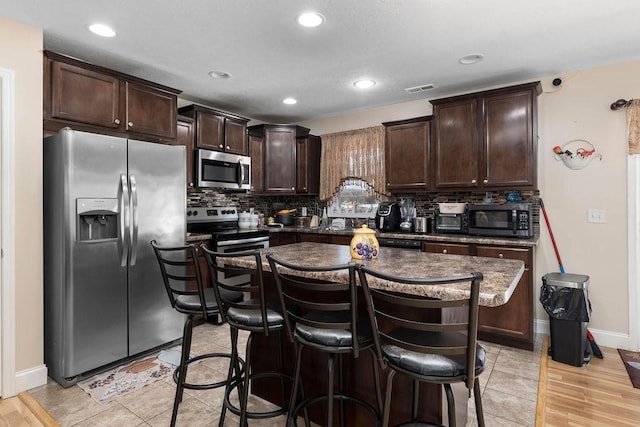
xmin=290 ymin=393 xmax=380 ymax=426
xmin=224 ymin=370 xmax=292 ymax=419
xmin=172 ymin=352 xmax=245 ymax=390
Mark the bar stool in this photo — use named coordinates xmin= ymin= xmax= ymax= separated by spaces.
xmin=201 ymin=246 xmax=297 ymax=426
xmin=150 ymin=240 xmax=244 ymax=427
xmin=357 ymin=266 xmax=486 ymax=427
xmin=267 ymin=254 xmax=382 ymax=427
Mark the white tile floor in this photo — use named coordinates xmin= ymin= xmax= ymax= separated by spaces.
xmin=28 ymin=322 xmax=543 ymax=426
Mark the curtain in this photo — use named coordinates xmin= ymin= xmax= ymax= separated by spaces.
xmin=628 ymin=99 xmax=640 ymax=155
xmin=319 ymin=126 xmax=389 ymax=201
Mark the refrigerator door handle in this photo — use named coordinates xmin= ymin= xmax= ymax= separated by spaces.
xmin=118 ymin=174 xmax=130 ymax=267
xmin=129 ymin=174 xmax=139 ymax=265
xmin=237 ymin=159 xmax=244 ymax=188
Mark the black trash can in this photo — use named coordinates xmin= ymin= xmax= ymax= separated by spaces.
xmin=540 ymin=273 xmax=591 ymax=367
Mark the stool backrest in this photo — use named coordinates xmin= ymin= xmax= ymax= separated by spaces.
xmin=358 ymin=266 xmax=483 ymax=391
xmin=266 ymin=254 xmax=363 ymax=356
xmin=150 ymin=239 xmax=208 ymax=319
xmin=200 ymin=246 xmax=269 ymax=333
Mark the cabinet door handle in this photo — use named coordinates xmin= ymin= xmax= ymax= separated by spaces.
xmin=442 ymin=249 xmax=448 ymax=254
xmin=498 ymin=253 xmax=504 ymax=259
xmin=226 ymin=145 xmax=230 ymax=150
xmin=114 ymin=119 xmax=121 ymax=125
xmin=291 ymin=187 xmax=295 ymax=190
xmin=219 ymin=144 xmax=224 ymax=149
xmin=471 ymin=179 xmax=477 ymax=184
xmin=483 ymin=179 xmax=488 ymax=184
xmin=128 ymin=121 xmax=133 ymax=127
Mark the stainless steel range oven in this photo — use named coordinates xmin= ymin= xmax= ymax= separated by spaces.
xmin=187 ymin=206 xmax=269 ymax=285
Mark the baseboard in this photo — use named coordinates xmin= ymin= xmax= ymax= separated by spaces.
xmin=535 ymin=319 xmax=630 ymax=350
xmin=15 ymin=364 xmax=48 ymax=393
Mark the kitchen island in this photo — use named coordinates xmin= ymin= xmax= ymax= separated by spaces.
xmin=225 ymin=242 xmax=524 ymax=426
xmin=233 ymin=242 xmax=524 ymax=306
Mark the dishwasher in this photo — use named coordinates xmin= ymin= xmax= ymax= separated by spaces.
xmin=377 ymin=237 xmax=422 ymax=250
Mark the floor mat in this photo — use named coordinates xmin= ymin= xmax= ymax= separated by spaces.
xmin=77 ymin=353 xmax=174 ymax=404
xmin=617 ymin=349 xmax=640 ymax=389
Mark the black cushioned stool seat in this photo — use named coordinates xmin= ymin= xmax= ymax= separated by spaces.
xmin=358 ymin=266 xmax=487 ymax=427
xmin=202 ymin=247 xmax=294 ymax=427
xmin=151 ymin=240 xmax=244 ymax=427
xmin=267 ymin=254 xmax=382 ymax=427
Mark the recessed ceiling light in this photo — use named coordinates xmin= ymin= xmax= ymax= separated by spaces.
xmin=459 ymin=54 xmax=484 ymax=65
xmin=208 ymin=70 xmax=231 ymax=79
xmin=88 ymin=24 xmax=116 ymax=38
xmin=297 ymin=12 xmax=324 ymax=27
xmin=283 ymin=98 xmax=297 ymax=105
xmin=354 ymin=80 xmax=376 ymax=89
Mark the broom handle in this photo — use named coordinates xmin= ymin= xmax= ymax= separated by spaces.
xmin=539 ymin=198 xmax=565 ymax=273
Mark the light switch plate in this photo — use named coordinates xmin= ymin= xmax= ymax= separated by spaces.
xmin=587 ymin=209 xmax=606 ymax=223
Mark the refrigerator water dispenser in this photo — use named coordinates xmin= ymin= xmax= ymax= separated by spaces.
xmin=77 ymin=198 xmax=118 ymax=241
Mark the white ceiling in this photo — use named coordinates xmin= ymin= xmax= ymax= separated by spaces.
xmin=2 ymin=0 xmax=640 ymax=123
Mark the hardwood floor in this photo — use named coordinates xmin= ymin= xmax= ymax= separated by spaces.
xmin=0 ymin=392 xmax=57 ymax=426
xmin=2 ymin=335 xmax=639 ymax=426
xmin=538 ymin=342 xmax=640 ymax=426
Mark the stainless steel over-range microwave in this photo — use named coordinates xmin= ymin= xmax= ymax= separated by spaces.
xmin=197 ymin=149 xmax=251 ymax=190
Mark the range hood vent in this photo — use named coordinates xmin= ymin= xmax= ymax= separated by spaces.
xmin=404 ymin=83 xmax=435 ymax=94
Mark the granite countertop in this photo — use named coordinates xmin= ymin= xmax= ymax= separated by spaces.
xmin=227 ymin=242 xmax=525 ymax=307
xmin=268 ymin=226 xmax=539 ymax=247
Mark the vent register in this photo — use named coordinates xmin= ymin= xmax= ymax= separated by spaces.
xmin=404 ymin=83 xmax=435 ymax=94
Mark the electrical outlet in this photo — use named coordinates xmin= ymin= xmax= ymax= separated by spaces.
xmin=587 ymin=209 xmax=606 ymax=223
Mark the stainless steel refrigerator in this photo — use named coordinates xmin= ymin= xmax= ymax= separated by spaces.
xmin=44 ymin=128 xmax=186 ymax=387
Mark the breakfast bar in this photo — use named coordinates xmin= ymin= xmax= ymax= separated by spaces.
xmin=227 ymin=242 xmax=525 ymax=425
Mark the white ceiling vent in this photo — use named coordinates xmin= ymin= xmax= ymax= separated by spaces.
xmin=404 ymin=83 xmax=435 ymax=94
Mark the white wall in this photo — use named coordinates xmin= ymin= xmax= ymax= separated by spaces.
xmin=302 ymin=60 xmax=640 ymax=347
xmin=0 ymin=17 xmax=44 ymax=386
xmin=536 ymin=63 xmax=637 ymax=344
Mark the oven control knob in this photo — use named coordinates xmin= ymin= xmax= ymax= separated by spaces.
xmin=187 ymin=211 xmax=192 ymax=216
xmin=193 ymin=211 xmax=198 ymax=216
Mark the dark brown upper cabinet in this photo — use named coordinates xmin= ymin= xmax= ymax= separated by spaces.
xmin=248 ymin=133 xmax=265 ymax=193
xmin=247 ymin=124 xmax=314 ymax=194
xmin=44 ymin=51 xmax=180 ymax=141
xmin=178 ymin=105 xmax=250 ymax=156
xmin=430 ymin=81 xmax=541 ymax=191
xmin=296 ymin=134 xmax=321 ymax=195
xmin=383 ymin=116 xmax=432 ymax=192
xmin=173 ymin=115 xmax=195 ymax=187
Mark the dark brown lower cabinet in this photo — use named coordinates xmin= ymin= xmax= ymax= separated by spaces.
xmin=297 ymin=233 xmax=330 ymax=243
xmin=421 ymin=241 xmax=534 ymax=350
xmin=269 ymin=232 xmax=298 ymax=247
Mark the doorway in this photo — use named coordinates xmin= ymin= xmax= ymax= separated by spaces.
xmin=629 ymin=155 xmax=640 ymax=351
xmin=0 ymin=67 xmax=16 ymax=397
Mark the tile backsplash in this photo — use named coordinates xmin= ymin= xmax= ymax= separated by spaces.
xmin=187 ymin=188 xmax=540 ymax=224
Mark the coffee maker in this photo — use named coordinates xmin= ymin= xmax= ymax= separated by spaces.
xmin=375 ymin=202 xmax=401 ymax=232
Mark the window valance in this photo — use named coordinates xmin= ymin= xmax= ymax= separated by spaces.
xmin=319 ymin=126 xmax=390 ymax=201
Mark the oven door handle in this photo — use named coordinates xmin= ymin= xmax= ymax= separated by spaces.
xmin=216 ymin=236 xmax=270 ymax=247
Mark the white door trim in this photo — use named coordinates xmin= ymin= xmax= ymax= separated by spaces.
xmin=628 ymin=155 xmax=640 ymax=351
xmin=0 ymin=67 xmax=17 ymax=397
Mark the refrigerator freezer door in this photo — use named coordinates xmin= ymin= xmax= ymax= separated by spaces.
xmin=127 ymin=140 xmax=186 ymax=355
xmin=45 ymin=129 xmax=129 ymax=382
